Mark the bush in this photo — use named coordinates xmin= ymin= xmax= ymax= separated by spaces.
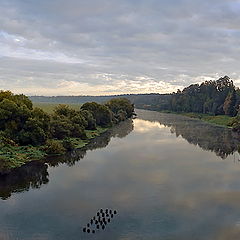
xmin=116 ymin=110 xmax=127 ymax=122
xmin=105 ymin=98 xmax=134 ymax=118
xmin=81 ymin=102 xmax=113 ymax=127
xmin=62 ymin=138 xmax=75 ymax=151
xmin=80 ymin=110 xmax=97 ymax=130
xmin=43 ymin=139 xmax=66 ymax=155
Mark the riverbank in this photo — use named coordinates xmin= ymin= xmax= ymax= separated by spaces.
xmin=0 ymin=92 xmax=135 ymax=173
xmin=0 ymin=126 xmax=109 ymax=173
xmin=158 ymin=110 xmax=233 ymax=128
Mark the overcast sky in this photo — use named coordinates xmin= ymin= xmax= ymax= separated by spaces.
xmin=1 ymin=0 xmax=240 ymax=96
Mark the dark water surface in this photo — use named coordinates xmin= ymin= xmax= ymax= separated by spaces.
xmin=1 ymin=109 xmax=240 ymax=240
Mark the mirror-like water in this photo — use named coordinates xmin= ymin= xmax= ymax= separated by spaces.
xmin=1 ymin=109 xmax=240 ymax=240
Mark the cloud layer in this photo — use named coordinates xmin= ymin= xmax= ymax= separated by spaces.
xmin=1 ymin=0 xmax=240 ymax=95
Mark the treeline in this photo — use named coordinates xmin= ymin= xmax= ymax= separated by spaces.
xmin=168 ymin=76 xmax=238 ymax=116
xmin=29 ymin=93 xmax=167 ymax=109
xmin=125 ymin=76 xmax=239 ymax=117
xmin=0 ymin=91 xmax=134 ymax=168
xmin=29 ymin=76 xmax=240 ymax=117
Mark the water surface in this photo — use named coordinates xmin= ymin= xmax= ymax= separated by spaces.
xmin=1 ymin=109 xmax=240 ymax=240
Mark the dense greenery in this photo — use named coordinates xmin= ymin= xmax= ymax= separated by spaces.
xmin=0 ymin=92 xmax=134 ymax=171
xmin=169 ymin=76 xmax=238 ymax=116
xmin=171 ymin=112 xmax=233 ymax=127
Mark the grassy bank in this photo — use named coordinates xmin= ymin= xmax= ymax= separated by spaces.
xmin=0 ymin=145 xmax=45 ymax=170
xmin=0 ymin=126 xmax=108 ymax=172
xmin=160 ymin=111 xmax=233 ymax=127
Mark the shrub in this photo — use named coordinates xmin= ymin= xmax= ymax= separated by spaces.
xmin=43 ymin=139 xmax=65 ymax=155
xmin=62 ymin=138 xmax=75 ymax=151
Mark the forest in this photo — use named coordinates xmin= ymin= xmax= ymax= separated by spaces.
xmin=167 ymin=76 xmax=238 ymax=116
xmin=150 ymin=76 xmax=240 ymax=131
xmin=0 ymin=92 xmax=134 ymax=172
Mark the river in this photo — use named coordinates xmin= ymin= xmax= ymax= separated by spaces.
xmin=1 ymin=109 xmax=240 ymax=240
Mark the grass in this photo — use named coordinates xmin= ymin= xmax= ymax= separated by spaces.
xmin=161 ymin=111 xmax=233 ymax=127
xmin=85 ymin=126 xmax=108 ymax=139
xmin=33 ymin=102 xmax=82 ymax=113
xmin=199 ymin=115 xmax=232 ymax=127
xmin=0 ymin=145 xmax=46 ymax=171
xmin=70 ymin=127 xmax=109 ymax=149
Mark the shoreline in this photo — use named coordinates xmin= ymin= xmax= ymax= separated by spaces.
xmin=0 ymin=126 xmax=110 ymax=174
xmin=137 ymin=108 xmax=234 ymax=128
xmin=168 ymin=111 xmax=232 ymax=128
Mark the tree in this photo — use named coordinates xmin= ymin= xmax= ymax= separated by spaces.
xmin=80 ymin=110 xmax=96 ymax=130
xmin=223 ymin=90 xmax=237 ymax=116
xmin=105 ymin=98 xmax=134 ymax=118
xmin=81 ymin=102 xmax=113 ymax=127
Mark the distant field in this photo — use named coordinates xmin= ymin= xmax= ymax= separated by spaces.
xmin=33 ymin=102 xmax=82 ymax=113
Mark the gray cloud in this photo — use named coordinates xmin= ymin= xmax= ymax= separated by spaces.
xmin=0 ymin=0 xmax=240 ymax=95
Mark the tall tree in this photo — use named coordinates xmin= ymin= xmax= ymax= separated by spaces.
xmin=223 ymin=90 xmax=237 ymax=116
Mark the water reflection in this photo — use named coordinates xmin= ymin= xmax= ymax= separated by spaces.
xmin=0 ymin=162 xmax=49 ymax=200
xmin=0 ymin=119 xmax=133 ymax=200
xmin=2 ymin=111 xmax=240 ymax=240
xmin=46 ymin=119 xmax=134 ymax=167
xmin=136 ymin=109 xmax=240 ymax=159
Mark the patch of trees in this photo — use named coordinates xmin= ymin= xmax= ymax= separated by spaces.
xmin=0 ymin=91 xmax=135 ymax=155
xmin=124 ymin=76 xmax=239 ymax=116
xmin=169 ymin=76 xmax=239 ymax=116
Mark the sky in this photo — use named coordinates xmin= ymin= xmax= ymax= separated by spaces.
xmin=1 ymin=0 xmax=240 ymax=96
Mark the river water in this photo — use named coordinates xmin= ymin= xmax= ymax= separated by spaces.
xmin=1 ymin=109 xmax=240 ymax=240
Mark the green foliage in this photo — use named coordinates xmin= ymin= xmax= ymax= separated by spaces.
xmin=42 ymin=139 xmax=66 ymax=155
xmin=0 ymin=144 xmax=45 ymax=170
xmin=228 ymin=116 xmax=240 ymax=132
xmin=105 ymin=98 xmax=134 ymax=118
xmin=85 ymin=127 xmax=108 ymax=139
xmin=80 ymin=109 xmax=96 ymax=130
xmin=53 ymin=104 xmax=76 ymax=117
xmin=170 ymin=112 xmax=232 ymax=127
xmin=50 ymin=116 xmax=73 ymax=139
xmin=223 ymin=90 xmax=237 ymax=116
xmin=18 ymin=118 xmax=47 ymax=145
xmin=50 ymin=110 xmax=87 ymax=140
xmin=116 ymin=110 xmax=127 ymax=122
xmin=81 ymin=102 xmax=113 ymax=127
xmin=62 ymin=138 xmax=75 ymax=151
xmin=0 ymin=91 xmax=134 ymax=170
xmin=170 ymin=76 xmax=237 ymax=116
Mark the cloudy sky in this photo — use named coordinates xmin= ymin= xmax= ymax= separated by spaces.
xmin=1 ymin=0 xmax=240 ymax=96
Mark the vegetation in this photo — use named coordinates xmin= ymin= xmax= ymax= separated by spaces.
xmin=33 ymin=102 xmax=82 ymax=113
xmin=168 ymin=76 xmax=238 ymax=116
xmin=174 ymin=112 xmax=233 ymax=127
xmin=148 ymin=76 xmax=240 ymax=130
xmin=0 ymin=92 xmax=135 ymax=172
